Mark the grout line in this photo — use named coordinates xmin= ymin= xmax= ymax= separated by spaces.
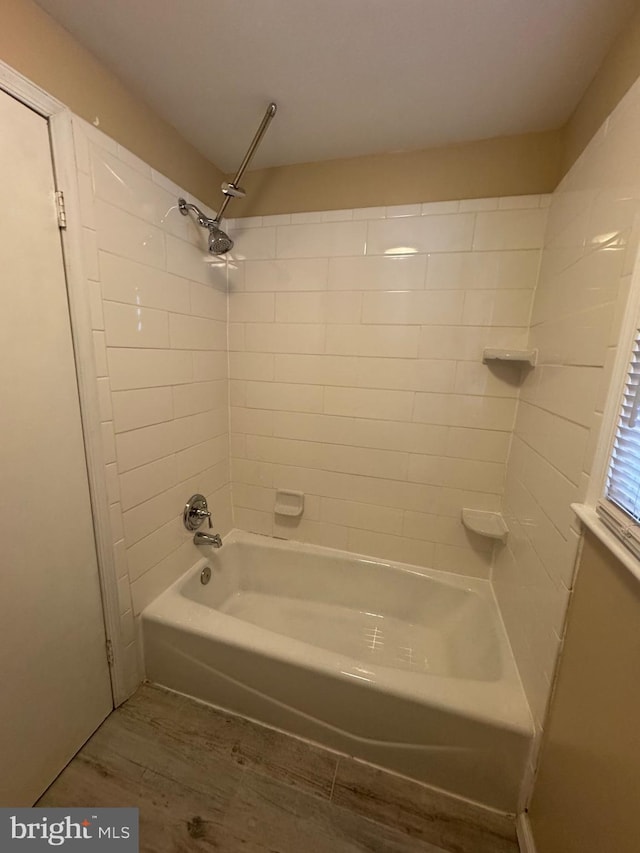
xmin=330 ymin=758 xmax=340 ymax=801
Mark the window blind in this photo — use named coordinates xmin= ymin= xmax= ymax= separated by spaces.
xmin=598 ymin=329 xmax=640 ymax=558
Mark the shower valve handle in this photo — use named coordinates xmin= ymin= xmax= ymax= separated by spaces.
xmin=184 ymin=494 xmax=212 ymax=531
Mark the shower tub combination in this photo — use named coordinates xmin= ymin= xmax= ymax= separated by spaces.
xmin=142 ymin=530 xmax=532 ymax=813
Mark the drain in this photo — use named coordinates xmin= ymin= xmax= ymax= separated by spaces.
xmin=200 ymin=565 xmax=212 ymax=585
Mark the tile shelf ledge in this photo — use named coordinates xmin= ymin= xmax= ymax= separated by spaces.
xmin=461 ymin=508 xmax=509 ymax=543
xmin=482 ymin=348 xmax=537 ymax=366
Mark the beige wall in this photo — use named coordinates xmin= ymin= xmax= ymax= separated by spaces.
xmin=529 ymin=531 xmax=640 ymax=853
xmin=562 ymin=3 xmax=640 ymax=173
xmin=1 ymin=0 xmax=224 ymax=207
xmin=231 ymin=131 xmax=563 ymax=218
xmin=4 ymin=0 xmax=640 ymax=220
xmin=231 ymin=2 xmax=640 ymax=219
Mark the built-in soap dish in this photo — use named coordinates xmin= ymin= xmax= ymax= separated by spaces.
xmin=274 ymin=489 xmax=304 ymax=518
xmin=482 ymin=347 xmax=537 ymax=366
xmin=461 ymin=508 xmax=509 ymax=543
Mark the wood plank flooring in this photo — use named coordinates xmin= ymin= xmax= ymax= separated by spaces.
xmin=37 ymin=684 xmax=519 ymax=853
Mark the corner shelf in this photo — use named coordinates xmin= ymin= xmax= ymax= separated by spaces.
xmin=461 ymin=508 xmax=509 ymax=543
xmin=482 ymin=348 xmax=537 ymax=366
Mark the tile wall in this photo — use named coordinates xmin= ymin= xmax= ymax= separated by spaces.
xmin=71 ymin=117 xmax=233 ymax=693
xmin=225 ymin=197 xmax=548 ymax=577
xmin=493 ymin=75 xmax=640 ymax=748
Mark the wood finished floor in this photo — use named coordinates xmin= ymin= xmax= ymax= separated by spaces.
xmin=38 ymin=684 xmax=519 ymax=853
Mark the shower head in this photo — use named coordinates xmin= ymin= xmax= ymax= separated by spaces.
xmin=208 ymin=223 xmax=234 ymax=255
xmin=177 ymin=102 xmax=277 ymax=258
xmin=178 ymin=198 xmax=234 ymax=255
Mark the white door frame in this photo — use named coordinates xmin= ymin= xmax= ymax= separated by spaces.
xmin=0 ymin=61 xmax=127 ymax=705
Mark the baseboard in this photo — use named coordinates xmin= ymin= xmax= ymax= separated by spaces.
xmin=517 ymin=813 xmax=538 ymax=853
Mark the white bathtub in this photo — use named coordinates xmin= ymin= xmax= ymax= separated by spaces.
xmin=142 ymin=530 xmax=532 ymax=812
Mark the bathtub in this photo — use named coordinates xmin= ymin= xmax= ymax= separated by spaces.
xmin=142 ymin=530 xmax=532 ymax=812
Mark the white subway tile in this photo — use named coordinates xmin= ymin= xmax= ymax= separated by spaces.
xmin=246 ymin=435 xmax=408 ymax=481
xmin=445 ymin=427 xmax=511 ymax=462
xmin=427 ymin=250 xmax=540 ymax=291
xmin=107 ymin=348 xmax=192 ymax=390
xmin=130 ymin=541 xmax=196 ymax=614
xmin=271 ymin=411 xmax=447 ymax=455
xmin=328 ymin=254 xmax=427 ymax=291
xmin=227 ymin=226 xmax=277 ymax=260
xmin=244 ymin=258 xmax=329 ymax=291
xmin=421 ymin=201 xmax=460 ymax=215
xmin=324 ymin=387 xmax=414 ymax=422
xmin=321 ymin=209 xmax=354 ymax=222
xmin=231 ymin=407 xmax=275 ymax=437
xmin=230 ymin=292 xmax=275 ymax=322
xmin=95 ymin=199 xmax=165 ymax=269
xmin=193 ymin=351 xmax=228 ymax=381
xmin=189 ymin=282 xmax=228 ymax=320
xmin=459 ymin=197 xmax=499 ymax=212
xmin=276 ymin=221 xmax=367 ymax=258
xmin=166 ymin=233 xmax=228 ymax=287
xmin=473 ymin=208 xmax=548 ymax=250
xmin=347 ymin=528 xmax=435 ymax=568
xmin=172 ymin=381 xmax=228 ymax=418
xmin=326 ymin=325 xmax=419 ymax=358
xmin=498 ymin=195 xmax=541 ymax=210
xmin=103 ymin=301 xmax=169 ymax=348
xmin=169 ymin=314 xmax=226 ymax=350
xmin=119 ymin=455 xmax=178 ymax=510
xmin=327 ymin=292 xmax=363 ymax=323
xmin=418 ymin=325 xmax=528 ymax=361
xmin=115 ymin=421 xmax=176 ymax=472
xmin=82 ymin=227 xmax=100 ymax=282
xmin=462 ymin=290 xmax=533 ymax=327
xmin=112 ymin=387 xmax=173 ymax=433
xmin=275 ymin=292 xmax=327 ymax=323
xmin=386 ymin=204 xmax=422 ymax=218
xmin=101 ymin=421 xmax=116 ymax=464
xmin=362 ymin=290 xmax=464 ymax=325
xmin=366 ymin=214 xmax=475 ymax=255
xmin=92 ymin=148 xmax=188 ymax=239
xmin=92 ymin=331 xmax=108 ymax=377
xmin=96 ymin=377 xmax=113 ymax=421
xmin=126 ymin=517 xmax=186 ymax=582
xmin=413 ymin=393 xmax=517 ymax=431
xmin=243 ymin=323 xmax=325 ymax=354
xmin=100 ymin=252 xmax=191 ymax=313
xmin=230 ymin=351 xmax=275 ymax=381
xmin=321 ymin=498 xmax=403 ymax=534
xmin=245 ymin=381 xmax=324 ymax=414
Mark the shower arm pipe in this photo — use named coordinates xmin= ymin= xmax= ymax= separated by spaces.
xmin=216 ymin=102 xmax=277 ymax=222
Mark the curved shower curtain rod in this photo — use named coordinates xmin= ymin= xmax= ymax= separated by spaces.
xmin=179 ymin=102 xmax=277 ymax=255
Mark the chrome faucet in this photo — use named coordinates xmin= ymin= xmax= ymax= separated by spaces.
xmin=194 ymin=531 xmax=223 ymax=548
xmin=184 ymin=494 xmax=223 ymax=549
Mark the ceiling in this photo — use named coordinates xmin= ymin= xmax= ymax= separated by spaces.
xmin=36 ymin=0 xmax=636 ymax=172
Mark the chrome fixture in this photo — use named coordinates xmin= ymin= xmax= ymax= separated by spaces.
xmin=184 ymin=494 xmax=223 ymax=548
xmin=178 ymin=102 xmax=277 ymax=255
xmin=183 ymin=493 xmax=212 ymax=531
xmin=200 ymin=565 xmax=212 ymax=585
xmin=194 ymin=531 xmax=223 ymax=548
xmin=178 ymin=199 xmax=234 ymax=254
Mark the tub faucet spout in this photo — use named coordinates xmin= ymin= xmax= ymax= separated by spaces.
xmin=194 ymin=531 xmax=223 ymax=548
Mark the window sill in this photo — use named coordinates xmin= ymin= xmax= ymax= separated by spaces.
xmin=572 ymin=503 xmax=640 ymax=584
